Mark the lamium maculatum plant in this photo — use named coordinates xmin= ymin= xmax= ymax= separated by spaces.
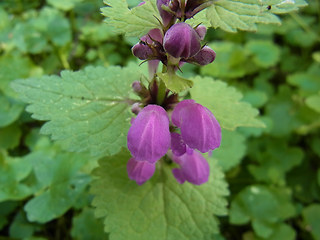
xmin=9 ymin=0 xmax=309 ymax=239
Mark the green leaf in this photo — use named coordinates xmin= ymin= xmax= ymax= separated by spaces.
xmin=205 ymin=0 xmax=307 ymax=33
xmin=101 ymin=0 xmax=160 ymax=37
xmin=0 ymin=123 xmax=22 ymax=149
xmin=71 ymin=207 xmax=108 ymax=240
xmin=0 ymin=95 xmax=24 ymax=128
xmin=211 ymin=129 xmax=246 ymax=171
xmin=91 ymin=149 xmax=228 ymax=240
xmin=12 ymin=65 xmax=142 ymax=158
xmin=265 ymin=85 xmax=301 ymax=137
xmin=190 ymin=76 xmax=265 ymax=130
xmin=306 ymin=93 xmax=320 ymax=113
xmin=47 ymin=0 xmax=83 ymax=11
xmin=24 ymin=150 xmax=91 ymax=223
xmin=302 ymin=205 xmax=320 ymax=240
xmin=0 ymin=54 xmax=34 ymax=98
xmin=201 ymin=41 xmax=256 ymax=79
xmin=0 ymin=152 xmax=33 ymax=202
xmin=157 ymin=73 xmax=193 ymax=93
xmin=230 ymin=185 xmax=295 ymax=238
xmin=287 ymin=71 xmax=320 ymax=97
xmin=247 ymin=139 xmax=304 ymax=185
xmin=245 ymin=40 xmax=280 ymax=68
xmin=9 ymin=211 xmax=40 ymax=239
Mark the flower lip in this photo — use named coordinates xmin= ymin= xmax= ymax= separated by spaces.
xmin=172 ymin=150 xmax=210 ymax=185
xmin=127 ymin=104 xmax=171 ymax=163
xmin=127 ymin=157 xmax=156 ymax=185
xmin=172 ymin=99 xmax=221 ymax=153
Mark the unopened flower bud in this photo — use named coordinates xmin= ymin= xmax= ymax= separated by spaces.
xmin=127 ymin=158 xmax=156 ymax=185
xmin=157 ymin=0 xmax=175 ymax=27
xmin=132 ymin=43 xmax=153 ymax=60
xmin=131 ymin=102 xmax=142 ymax=115
xmin=191 ymin=46 xmax=216 ymax=66
xmin=127 ymin=105 xmax=171 ymax=163
xmin=163 ymin=22 xmax=201 ymax=58
xmin=195 ymin=25 xmax=207 ymax=41
xmin=172 ymin=99 xmax=221 ymax=153
xmin=132 ymin=81 xmax=142 ymax=93
xmin=138 ymin=1 xmax=145 ymax=6
xmin=172 ymin=150 xmax=210 ymax=185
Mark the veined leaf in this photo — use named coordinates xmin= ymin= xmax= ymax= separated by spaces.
xmin=12 ymin=65 xmax=142 ymax=158
xmin=157 ymin=73 xmax=193 ymax=93
xmin=101 ymin=0 xmax=160 ymax=37
xmin=190 ymin=76 xmax=265 ymax=130
xmin=91 ymin=149 xmax=228 ymax=240
xmin=205 ymin=0 xmax=307 ymax=32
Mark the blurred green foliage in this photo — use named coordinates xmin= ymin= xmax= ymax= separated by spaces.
xmin=0 ymin=0 xmax=319 ymax=239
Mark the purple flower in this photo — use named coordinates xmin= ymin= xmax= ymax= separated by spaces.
xmin=172 ymin=99 xmax=221 ymax=153
xmin=127 ymin=105 xmax=171 ymax=163
xmin=172 ymin=150 xmax=210 ymax=185
xmin=163 ymin=22 xmax=201 ymax=58
xmin=190 ymin=46 xmax=216 ymax=66
xmin=127 ymin=157 xmax=156 ymax=185
xmin=132 ymin=43 xmax=153 ymax=60
xmin=131 ymin=28 xmax=164 ymax=60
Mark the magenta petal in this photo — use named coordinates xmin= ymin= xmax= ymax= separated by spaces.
xmin=171 ymin=132 xmax=186 ymax=157
xmin=172 ymin=151 xmax=210 ymax=185
xmin=172 ymin=100 xmax=221 ymax=153
xmin=127 ymin=158 xmax=156 ymax=185
xmin=171 ymin=99 xmax=195 ymax=127
xmin=180 ymin=103 xmax=221 ymax=152
xmin=172 ymin=168 xmax=186 ymax=184
xmin=127 ymin=105 xmax=170 ymax=163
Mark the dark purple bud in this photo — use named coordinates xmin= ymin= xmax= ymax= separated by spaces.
xmin=132 ymin=81 xmax=142 ymax=93
xmin=195 ymin=25 xmax=207 ymax=41
xmin=171 ymin=132 xmax=186 ymax=156
xmin=157 ymin=0 xmax=175 ymax=27
xmin=191 ymin=46 xmax=216 ymax=66
xmin=132 ymin=43 xmax=153 ymax=60
xmin=185 ymin=0 xmax=212 ymax=19
xmin=131 ymin=102 xmax=142 ymax=115
xmin=172 ymin=150 xmax=210 ymax=185
xmin=172 ymin=99 xmax=221 ymax=153
xmin=127 ymin=157 xmax=156 ymax=185
xmin=163 ymin=22 xmax=201 ymax=58
xmin=127 ymin=105 xmax=171 ymax=163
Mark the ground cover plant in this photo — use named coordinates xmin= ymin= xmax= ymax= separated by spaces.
xmin=0 ymin=0 xmax=319 ymax=239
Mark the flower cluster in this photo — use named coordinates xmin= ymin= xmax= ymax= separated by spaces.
xmin=126 ymin=0 xmax=220 ymax=186
xmin=132 ymin=1 xmax=216 ymax=70
xmin=127 ymin=100 xmax=221 ymax=185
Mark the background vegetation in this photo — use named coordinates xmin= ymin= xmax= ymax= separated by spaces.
xmin=0 ymin=0 xmax=319 ymax=239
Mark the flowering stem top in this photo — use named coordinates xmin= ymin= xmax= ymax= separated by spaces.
xmin=127 ymin=0 xmax=221 ymax=186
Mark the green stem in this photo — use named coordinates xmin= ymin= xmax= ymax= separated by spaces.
xmin=157 ymin=79 xmax=166 ymax=105
xmin=58 ymin=48 xmax=71 ymax=69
